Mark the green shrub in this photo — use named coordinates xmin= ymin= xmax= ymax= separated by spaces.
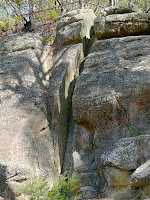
xmin=20 ymin=171 xmax=80 ymax=200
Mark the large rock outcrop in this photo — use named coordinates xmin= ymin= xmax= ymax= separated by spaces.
xmin=53 ymin=8 xmax=150 ymax=200
xmin=0 ymin=7 xmax=150 ymax=200
xmin=71 ymin=9 xmax=150 ymax=200
xmin=73 ymin=35 xmax=150 ymax=164
xmin=0 ymin=33 xmax=57 ymax=198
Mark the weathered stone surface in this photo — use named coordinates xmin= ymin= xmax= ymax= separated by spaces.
xmin=55 ymin=9 xmax=96 ymax=49
xmin=78 ymin=186 xmax=98 ymax=199
xmin=139 ymin=185 xmax=150 ymax=199
xmin=94 ymin=13 xmax=150 ymax=39
xmin=101 ymin=136 xmax=150 ymax=170
xmin=73 ymin=151 xmax=95 ymax=170
xmin=101 ymin=6 xmax=134 ymax=16
xmin=0 ymin=33 xmax=43 ymax=56
xmin=72 ymin=126 xmax=101 ymax=191
xmin=76 ymin=171 xmax=100 ymax=190
xmin=99 ymin=187 xmax=140 ymax=200
xmin=1 ymin=8 xmax=150 ymax=200
xmin=72 ymin=35 xmax=150 ymax=168
xmin=103 ymin=167 xmax=131 ymax=187
xmin=48 ymin=43 xmax=84 ymax=173
xmin=131 ymin=159 xmax=150 ymax=187
xmin=0 ymin=33 xmax=57 ymax=198
xmin=74 ymin=126 xmax=94 ymax=152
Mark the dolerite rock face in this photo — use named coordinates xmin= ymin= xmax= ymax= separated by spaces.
xmin=0 ymin=33 xmax=58 ymax=198
xmin=1 ymin=8 xmax=150 ymax=200
xmin=72 ymin=35 xmax=150 ymax=199
xmin=73 ymin=35 xmax=150 ymax=166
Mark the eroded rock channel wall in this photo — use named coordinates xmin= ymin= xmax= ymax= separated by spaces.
xmin=0 ymin=8 xmax=150 ymax=200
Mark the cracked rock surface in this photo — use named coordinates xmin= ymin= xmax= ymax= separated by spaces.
xmin=0 ymin=33 xmax=57 ymax=198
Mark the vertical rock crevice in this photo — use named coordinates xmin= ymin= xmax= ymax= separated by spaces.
xmin=48 ymin=9 xmax=97 ymax=176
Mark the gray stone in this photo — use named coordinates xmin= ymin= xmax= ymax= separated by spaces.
xmin=1 ymin=9 xmax=150 ymax=200
xmin=72 ymin=35 xmax=150 ymax=168
xmin=75 ymin=171 xmax=100 ymax=190
xmin=72 ymin=126 xmax=101 ymax=192
xmin=94 ymin=13 xmax=150 ymax=39
xmin=73 ymin=152 xmax=95 ymax=170
xmin=0 ymin=33 xmax=58 ymax=197
xmin=78 ymin=186 xmax=98 ymax=199
xmin=48 ymin=43 xmax=84 ymax=173
xmin=101 ymin=136 xmax=150 ymax=170
xmin=103 ymin=167 xmax=131 ymax=187
xmin=0 ymin=33 xmax=43 ymax=56
xmin=55 ymin=9 xmax=96 ymax=49
xmin=101 ymin=6 xmax=134 ymax=16
xmin=74 ymin=126 xmax=94 ymax=152
xmin=131 ymin=159 xmax=150 ymax=187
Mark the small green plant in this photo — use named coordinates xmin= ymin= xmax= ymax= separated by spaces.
xmin=20 ymin=171 xmax=80 ymax=200
xmin=128 ymin=126 xmax=134 ymax=136
xmin=128 ymin=126 xmax=147 ymax=137
xmin=137 ymin=132 xmax=147 ymax=136
xmin=20 ymin=175 xmax=49 ymax=200
xmin=44 ymin=35 xmax=56 ymax=44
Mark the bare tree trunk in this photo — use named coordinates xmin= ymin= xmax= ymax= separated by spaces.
xmin=79 ymin=0 xmax=82 ymax=9
xmin=5 ymin=0 xmax=22 ymax=17
xmin=6 ymin=7 xmax=10 ymax=29
xmin=109 ymin=0 xmax=113 ymax=6
xmin=115 ymin=0 xmax=118 ymax=6
xmin=61 ymin=0 xmax=66 ymax=15
xmin=109 ymin=0 xmax=117 ymax=6
xmin=29 ymin=0 xmax=35 ymax=31
xmin=145 ymin=0 xmax=150 ymax=12
xmin=39 ymin=0 xmax=43 ymax=9
xmin=70 ymin=0 xmax=75 ymax=10
xmin=129 ymin=0 xmax=135 ymax=9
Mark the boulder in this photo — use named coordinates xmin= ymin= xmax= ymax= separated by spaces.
xmin=94 ymin=13 xmax=150 ymax=39
xmin=101 ymin=6 xmax=134 ymax=16
xmin=55 ymin=9 xmax=96 ymax=50
xmin=0 ymin=33 xmax=57 ymax=197
xmin=103 ymin=167 xmax=131 ymax=187
xmin=101 ymin=136 xmax=150 ymax=170
xmin=131 ymin=159 xmax=150 ymax=187
xmin=72 ymin=35 xmax=150 ymax=168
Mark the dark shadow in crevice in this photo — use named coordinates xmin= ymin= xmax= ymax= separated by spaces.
xmin=0 ymin=164 xmax=16 ymax=200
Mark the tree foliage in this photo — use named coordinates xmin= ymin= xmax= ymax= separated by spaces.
xmin=0 ymin=0 xmax=149 ymax=32
xmin=0 ymin=0 xmax=60 ymax=31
